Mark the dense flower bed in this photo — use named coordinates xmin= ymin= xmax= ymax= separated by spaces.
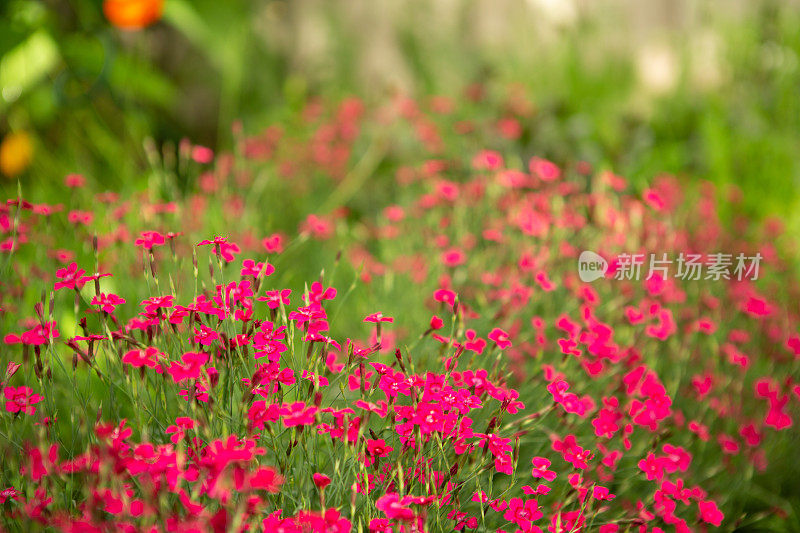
xmin=1 ymin=91 xmax=798 ymax=532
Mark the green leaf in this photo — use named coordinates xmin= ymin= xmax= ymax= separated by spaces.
xmin=0 ymin=29 xmax=60 ymax=111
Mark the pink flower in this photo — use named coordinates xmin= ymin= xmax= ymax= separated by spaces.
xmin=248 ymin=401 xmax=281 ymax=430
xmin=503 ymin=498 xmax=543 ymax=530
xmin=280 ymin=402 xmax=318 ymax=427
xmin=241 ymin=259 xmax=275 ymax=278
xmin=472 ymin=150 xmax=504 ymax=171
xmin=122 ymin=347 xmax=164 ymax=372
xmin=248 ymin=466 xmax=284 ymax=492
xmin=364 ymin=312 xmax=394 ymax=323
xmin=355 ymin=399 xmax=388 ymax=418
xmin=464 ymin=330 xmax=486 ymax=354
xmin=197 ymin=237 xmax=240 ymax=261
xmin=531 ymin=457 xmax=557 ymax=482
xmin=488 ymin=327 xmax=512 ymax=349
xmin=141 ymin=295 xmax=174 ymax=315
xmin=134 ymin=231 xmax=166 ymax=250
xmin=191 ymin=145 xmax=214 ymax=164
xmin=529 ymin=157 xmax=561 ymax=182
xmin=441 ymin=247 xmax=466 ymax=267
xmin=698 ymin=499 xmax=724 ymax=526
xmin=91 ymin=293 xmax=126 ymax=313
xmin=304 ymin=281 xmax=337 ymax=304
xmin=167 ymin=352 xmax=209 ymax=383
xmin=64 ymin=173 xmax=86 ymax=188
xmin=258 ymin=289 xmax=291 ymax=310
xmin=643 ymin=188 xmax=665 ymax=211
xmin=743 ymin=296 xmax=773 ymax=317
xmin=198 ymin=235 xmax=229 ymax=246
xmin=262 ymin=233 xmax=285 ymax=253
xmin=375 ymin=493 xmax=415 ymax=521
xmin=5 ymin=322 xmax=60 ymax=346
xmin=165 ymin=416 xmax=195 ymax=443
xmin=301 ymin=214 xmax=335 ymax=240
xmin=67 ymin=210 xmax=93 ymax=226
xmin=54 ymin=262 xmax=87 ymax=291
xmin=592 ymin=485 xmax=615 ymax=501
xmin=4 ymin=386 xmax=43 ymax=415
xmin=433 ymin=288 xmax=457 ymax=307
xmin=638 ymin=452 xmax=665 ymax=481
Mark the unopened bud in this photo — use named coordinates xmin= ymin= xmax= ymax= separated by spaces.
xmin=395 ymin=349 xmax=407 ymax=373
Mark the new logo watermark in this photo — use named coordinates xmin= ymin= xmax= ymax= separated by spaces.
xmin=578 ymin=251 xmax=762 ymax=282
xmin=578 ymin=251 xmax=608 ymax=282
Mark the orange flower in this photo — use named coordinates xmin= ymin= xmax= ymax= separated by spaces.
xmin=103 ymin=0 xmax=164 ymax=30
xmin=0 ymin=131 xmax=33 ymax=178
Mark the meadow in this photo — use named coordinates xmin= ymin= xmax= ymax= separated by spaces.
xmin=1 ymin=1 xmax=800 ymax=532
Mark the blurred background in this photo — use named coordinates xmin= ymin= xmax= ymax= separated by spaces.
xmin=1 ymin=0 xmax=799 ymax=225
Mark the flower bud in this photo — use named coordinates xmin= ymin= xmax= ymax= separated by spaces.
xmin=313 ymin=473 xmax=331 ymax=490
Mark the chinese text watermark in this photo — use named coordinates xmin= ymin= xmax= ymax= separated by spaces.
xmin=578 ymin=251 xmax=762 ymax=282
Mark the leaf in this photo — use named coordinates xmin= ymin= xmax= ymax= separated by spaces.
xmin=0 ymin=29 xmax=59 ymax=111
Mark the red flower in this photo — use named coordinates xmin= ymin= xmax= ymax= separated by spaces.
xmin=366 ymin=438 xmax=394 ymax=458
xmin=0 ymin=487 xmax=20 ymax=504
xmin=248 ymin=466 xmax=284 ymax=493
xmin=313 ymin=473 xmax=332 ymax=490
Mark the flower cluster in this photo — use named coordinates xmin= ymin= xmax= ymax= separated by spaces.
xmin=1 ymin=90 xmax=798 ymax=532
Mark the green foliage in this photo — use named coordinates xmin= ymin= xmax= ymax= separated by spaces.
xmin=1 ymin=0 xmax=799 ymax=221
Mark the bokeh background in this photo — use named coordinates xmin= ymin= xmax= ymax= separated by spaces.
xmin=1 ymin=0 xmax=799 ymax=225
